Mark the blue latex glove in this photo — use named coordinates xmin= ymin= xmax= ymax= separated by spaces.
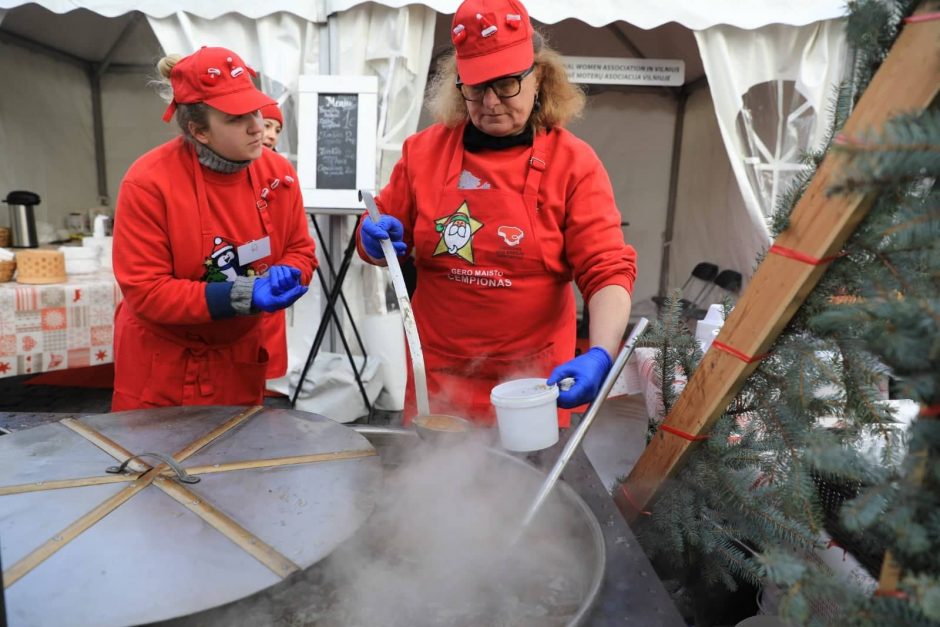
xmin=267 ymin=265 xmax=301 ymax=295
xmin=546 ymin=347 xmax=613 ymax=409
xmin=252 ymin=275 xmax=307 ymax=313
xmin=361 ymin=215 xmax=407 ymax=259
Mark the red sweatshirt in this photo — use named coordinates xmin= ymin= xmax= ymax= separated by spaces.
xmin=358 ymin=123 xmax=636 ymax=424
xmin=112 ymin=138 xmax=315 ymax=409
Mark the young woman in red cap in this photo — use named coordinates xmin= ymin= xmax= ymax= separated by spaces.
xmin=260 ymin=102 xmax=283 ymax=150
xmin=111 ymin=46 xmax=316 ymax=410
xmin=358 ymin=0 xmax=637 ymax=427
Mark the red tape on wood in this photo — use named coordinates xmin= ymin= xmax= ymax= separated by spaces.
xmin=904 ymin=12 xmax=940 ymax=23
xmin=619 ymin=485 xmax=652 ymax=516
xmin=711 ymin=341 xmax=770 ymax=364
xmin=659 ymin=424 xmax=709 ymax=442
xmin=769 ymin=244 xmax=844 ymax=266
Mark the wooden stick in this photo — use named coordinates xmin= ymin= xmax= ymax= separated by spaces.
xmin=876 ymin=412 xmax=934 ymax=595
xmin=3 ymin=476 xmax=152 ymax=588
xmin=4 ymin=407 xmax=267 ymax=587
xmin=618 ymin=6 xmax=940 ymax=523
xmin=178 ymin=448 xmax=377 ymax=476
xmin=0 ymin=474 xmax=138 ymax=496
xmin=60 ymin=418 xmax=150 ymax=472
xmin=171 ymin=406 xmax=264 ymax=462
xmin=153 ymin=476 xmax=300 ymax=579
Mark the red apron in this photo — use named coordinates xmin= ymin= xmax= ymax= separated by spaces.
xmin=403 ymin=130 xmax=576 ymax=427
xmin=262 ymin=311 xmax=287 ymax=379
xmin=113 ymin=147 xmax=278 ymax=410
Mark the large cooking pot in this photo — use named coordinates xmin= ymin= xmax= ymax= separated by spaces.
xmin=3 ymin=190 xmax=40 ymax=248
xmin=156 ymin=426 xmax=606 ymax=627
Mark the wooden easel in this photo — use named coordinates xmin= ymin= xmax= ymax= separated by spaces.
xmin=617 ymin=2 xmax=940 ymax=542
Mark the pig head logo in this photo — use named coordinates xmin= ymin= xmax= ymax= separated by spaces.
xmin=497 ymin=225 xmax=524 ymax=247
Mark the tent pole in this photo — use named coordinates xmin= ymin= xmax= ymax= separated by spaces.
xmin=658 ymin=76 xmax=709 ymax=300
xmin=88 ymin=70 xmax=109 ymax=206
xmin=86 ymin=13 xmax=143 ymax=206
xmin=658 ymin=88 xmax=685 ymax=300
xmin=323 ymin=17 xmax=344 ymax=353
xmin=95 ymin=13 xmax=143 ymax=77
xmin=0 ymin=29 xmax=86 ymax=67
xmin=605 ymin=23 xmax=646 ymax=60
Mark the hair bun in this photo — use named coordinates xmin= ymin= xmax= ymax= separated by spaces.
xmin=157 ymin=54 xmax=183 ymax=78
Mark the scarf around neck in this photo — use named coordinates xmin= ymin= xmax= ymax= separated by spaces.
xmin=462 ymin=122 xmax=535 ymax=153
xmin=192 ymin=139 xmax=251 ymax=174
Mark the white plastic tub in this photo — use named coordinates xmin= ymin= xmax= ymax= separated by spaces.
xmin=59 ymin=245 xmax=100 ymax=274
xmin=491 ymin=378 xmax=559 ymax=452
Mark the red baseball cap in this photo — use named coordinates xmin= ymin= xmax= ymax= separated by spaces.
xmin=451 ymin=0 xmax=534 ymax=85
xmin=162 ymin=46 xmax=275 ymax=123
xmin=260 ymin=103 xmax=283 ymax=125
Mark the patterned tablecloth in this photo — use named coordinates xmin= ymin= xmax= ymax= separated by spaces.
xmin=0 ymin=270 xmax=122 ymax=378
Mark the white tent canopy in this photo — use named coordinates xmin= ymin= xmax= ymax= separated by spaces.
xmin=0 ymin=0 xmax=850 ymax=412
xmin=1 ymin=0 xmax=846 ymax=29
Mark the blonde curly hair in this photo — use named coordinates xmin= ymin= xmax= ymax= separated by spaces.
xmin=426 ymin=31 xmax=585 ymax=131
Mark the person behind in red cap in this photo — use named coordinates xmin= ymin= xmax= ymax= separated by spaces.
xmin=257 ymin=100 xmax=289 ymax=385
xmin=110 ymin=46 xmax=316 ymax=410
xmin=357 ymin=0 xmax=637 ymax=428
xmin=260 ymin=102 xmax=283 ymax=150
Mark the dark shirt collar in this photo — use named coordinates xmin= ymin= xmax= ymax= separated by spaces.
xmin=463 ymin=122 xmax=534 ymax=153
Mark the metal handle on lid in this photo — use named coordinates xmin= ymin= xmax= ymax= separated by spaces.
xmin=106 ymin=452 xmax=201 ymax=484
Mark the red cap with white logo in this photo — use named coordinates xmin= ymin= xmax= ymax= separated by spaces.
xmin=451 ymin=0 xmax=535 ymax=85
xmin=162 ymin=46 xmax=275 ymax=123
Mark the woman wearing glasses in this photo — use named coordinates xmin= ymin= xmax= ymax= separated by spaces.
xmin=357 ymin=0 xmax=637 ymax=428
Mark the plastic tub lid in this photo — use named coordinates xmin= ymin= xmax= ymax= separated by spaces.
xmin=59 ymin=246 xmax=99 ymax=259
xmin=490 ymin=378 xmax=559 ymax=409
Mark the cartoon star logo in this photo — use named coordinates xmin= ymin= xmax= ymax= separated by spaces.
xmin=432 ymin=201 xmax=484 ymax=264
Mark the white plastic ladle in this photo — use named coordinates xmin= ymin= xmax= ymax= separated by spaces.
xmin=359 ymin=191 xmax=430 ymax=417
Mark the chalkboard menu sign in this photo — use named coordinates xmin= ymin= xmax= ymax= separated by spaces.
xmin=298 ymin=75 xmax=377 ymax=211
xmin=316 ymin=93 xmax=358 ymax=190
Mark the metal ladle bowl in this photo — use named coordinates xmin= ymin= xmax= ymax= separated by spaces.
xmin=412 ymin=413 xmax=474 ymax=446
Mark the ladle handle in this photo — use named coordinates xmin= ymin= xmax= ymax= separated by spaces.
xmin=518 ymin=317 xmax=649 ymax=533
xmin=359 ymin=191 xmax=430 ymax=417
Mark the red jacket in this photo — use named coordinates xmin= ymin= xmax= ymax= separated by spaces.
xmin=112 ymin=138 xmax=315 ymax=410
xmin=359 ymin=123 xmax=636 ymax=426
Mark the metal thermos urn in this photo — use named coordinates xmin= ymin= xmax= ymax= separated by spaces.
xmin=4 ymin=190 xmax=40 ymax=248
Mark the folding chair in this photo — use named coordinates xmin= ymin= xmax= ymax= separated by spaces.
xmin=652 ymin=261 xmax=719 ymax=313
xmin=686 ymin=269 xmax=743 ymax=320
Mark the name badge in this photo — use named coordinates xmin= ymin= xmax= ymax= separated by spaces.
xmin=237 ymin=236 xmax=271 ymax=265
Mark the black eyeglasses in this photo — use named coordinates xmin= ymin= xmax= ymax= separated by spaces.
xmin=456 ymin=65 xmax=535 ymax=102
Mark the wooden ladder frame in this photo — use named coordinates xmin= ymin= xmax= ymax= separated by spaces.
xmin=618 ymin=4 xmax=940 ymax=523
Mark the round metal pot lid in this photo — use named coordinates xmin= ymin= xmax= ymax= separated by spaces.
xmin=0 ymin=406 xmax=383 ymax=627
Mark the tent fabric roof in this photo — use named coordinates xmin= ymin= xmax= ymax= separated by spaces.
xmin=1 ymin=0 xmax=848 ymax=30
xmin=329 ymin=0 xmax=848 ymax=29
xmin=0 ymin=1 xmax=324 ymax=21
